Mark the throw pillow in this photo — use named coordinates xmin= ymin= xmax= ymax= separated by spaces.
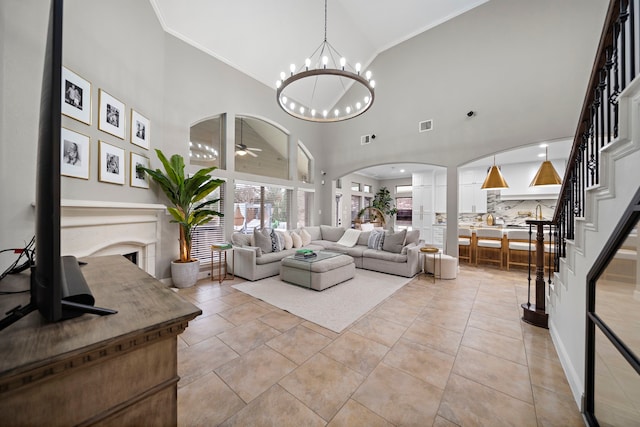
xmin=357 ymin=231 xmax=371 ymax=246
xmin=383 ymin=229 xmax=407 ymax=254
xmin=253 ymin=228 xmax=273 ymax=254
xmin=367 ymin=230 xmax=385 ymax=250
xmin=300 ymin=228 xmax=312 ymax=246
xmin=405 ymin=229 xmax=420 ymax=245
xmin=277 ymin=230 xmax=293 ymax=250
xmin=270 ymin=229 xmax=283 ymax=252
xmin=290 ymin=231 xmax=302 ymax=248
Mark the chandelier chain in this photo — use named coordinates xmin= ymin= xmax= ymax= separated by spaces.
xmin=324 ymin=0 xmax=328 ymax=43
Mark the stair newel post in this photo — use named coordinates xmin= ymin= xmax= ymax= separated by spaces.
xmin=521 ymin=219 xmax=551 ymax=328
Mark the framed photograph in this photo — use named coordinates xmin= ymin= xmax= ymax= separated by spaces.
xmin=98 ymin=89 xmax=125 ymax=139
xmin=98 ymin=141 xmax=125 ymax=185
xmin=61 ymin=128 xmax=90 ymax=180
xmin=130 ymin=110 xmax=150 ymax=149
xmin=130 ymin=152 xmax=150 ymax=189
xmin=61 ymin=67 xmax=91 ymax=125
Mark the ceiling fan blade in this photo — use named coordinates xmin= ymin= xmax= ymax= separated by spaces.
xmin=247 ymin=147 xmax=262 ymax=151
xmin=247 ymin=150 xmax=258 ymax=157
xmin=235 ymin=144 xmax=244 ymax=149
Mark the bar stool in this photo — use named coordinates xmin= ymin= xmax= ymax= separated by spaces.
xmin=458 ymin=228 xmax=472 ymax=263
xmin=506 ymin=229 xmax=534 ymax=271
xmin=475 ymin=228 xmax=504 ymax=269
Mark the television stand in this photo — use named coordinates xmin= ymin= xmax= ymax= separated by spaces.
xmin=0 ymin=255 xmax=201 ymax=426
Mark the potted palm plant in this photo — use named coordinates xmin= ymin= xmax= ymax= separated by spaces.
xmin=138 ymin=149 xmax=224 ymax=288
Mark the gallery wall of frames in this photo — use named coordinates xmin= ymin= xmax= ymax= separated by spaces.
xmin=61 ymin=66 xmax=151 ymax=189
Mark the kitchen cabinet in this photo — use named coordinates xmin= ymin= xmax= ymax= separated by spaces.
xmin=434 ymin=170 xmax=447 ymax=213
xmin=412 ymin=184 xmax=433 ymax=242
xmin=458 ymin=167 xmax=487 ymax=213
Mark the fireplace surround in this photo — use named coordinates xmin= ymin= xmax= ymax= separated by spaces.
xmin=59 ymin=200 xmax=166 ymax=277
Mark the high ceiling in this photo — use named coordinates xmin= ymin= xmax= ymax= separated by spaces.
xmin=150 ymin=0 xmax=489 ymax=111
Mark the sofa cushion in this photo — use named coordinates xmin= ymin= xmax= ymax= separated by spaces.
xmin=303 ymin=226 xmax=322 ymax=241
xmin=320 ymin=225 xmax=346 ymax=242
xmin=231 ymin=232 xmax=253 ymax=247
xmin=277 ymin=230 xmax=293 ymax=250
xmin=255 ymin=250 xmax=289 ymax=265
xmin=405 ymin=229 xmax=420 ymax=245
xmin=368 ymin=230 xmax=385 ymax=250
xmin=364 ymin=249 xmax=408 ymax=263
xmin=383 ymin=229 xmax=407 ymax=254
xmin=290 ymin=231 xmax=303 ymax=248
xmin=357 ymin=231 xmax=371 ymax=246
xmin=254 ymin=228 xmax=273 ymax=254
xmin=300 ymin=228 xmax=312 ymax=246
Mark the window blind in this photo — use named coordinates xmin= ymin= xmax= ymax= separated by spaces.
xmin=190 ymin=183 xmax=225 ymax=266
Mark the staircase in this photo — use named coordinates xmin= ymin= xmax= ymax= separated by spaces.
xmin=548 ymin=76 xmax=640 ymax=410
xmin=545 ymin=0 xmax=640 ymax=418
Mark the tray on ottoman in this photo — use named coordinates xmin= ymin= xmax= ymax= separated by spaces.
xmin=280 ymin=251 xmax=355 ymax=291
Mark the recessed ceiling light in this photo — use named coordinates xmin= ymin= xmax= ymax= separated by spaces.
xmin=539 ymin=143 xmax=548 ymax=148
xmin=538 ymin=153 xmax=546 ymax=157
xmin=400 ymin=169 xmax=405 ymax=173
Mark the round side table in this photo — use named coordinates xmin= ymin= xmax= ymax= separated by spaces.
xmin=420 ymin=247 xmax=441 ymax=283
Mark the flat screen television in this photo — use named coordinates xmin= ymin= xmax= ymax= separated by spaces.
xmin=0 ymin=0 xmax=115 ymax=330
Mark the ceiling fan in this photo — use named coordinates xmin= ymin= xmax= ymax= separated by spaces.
xmin=235 ymin=118 xmax=262 ymax=157
xmin=235 ymin=142 xmax=261 ymax=157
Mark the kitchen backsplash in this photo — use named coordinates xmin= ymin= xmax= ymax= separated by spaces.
xmin=435 ymin=190 xmax=557 ymax=226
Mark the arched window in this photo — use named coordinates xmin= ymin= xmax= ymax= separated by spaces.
xmin=234 ymin=116 xmax=288 ymax=180
xmin=189 ymin=114 xmax=224 ymax=169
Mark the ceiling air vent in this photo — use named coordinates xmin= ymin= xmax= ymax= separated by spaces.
xmin=361 ymin=134 xmax=372 ymax=145
xmin=419 ymin=119 xmax=433 ymax=133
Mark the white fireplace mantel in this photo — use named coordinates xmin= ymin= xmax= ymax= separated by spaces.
xmin=60 ymin=199 xmax=166 ymax=277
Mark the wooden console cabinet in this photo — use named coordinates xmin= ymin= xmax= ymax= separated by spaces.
xmin=0 ymin=255 xmax=201 ymax=426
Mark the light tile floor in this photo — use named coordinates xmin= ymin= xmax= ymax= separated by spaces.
xmin=174 ymin=264 xmax=584 ymax=426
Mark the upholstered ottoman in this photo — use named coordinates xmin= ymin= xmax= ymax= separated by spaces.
xmin=425 ymin=254 xmax=458 ymax=279
xmin=280 ymin=253 xmax=355 ymax=291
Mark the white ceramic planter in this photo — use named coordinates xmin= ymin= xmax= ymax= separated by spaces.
xmin=171 ymin=259 xmax=200 ymax=288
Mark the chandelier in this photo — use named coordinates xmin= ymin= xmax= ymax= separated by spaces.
xmin=275 ymin=0 xmax=376 ymax=123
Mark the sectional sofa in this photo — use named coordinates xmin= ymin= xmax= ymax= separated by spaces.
xmin=228 ymin=225 xmax=423 ymax=281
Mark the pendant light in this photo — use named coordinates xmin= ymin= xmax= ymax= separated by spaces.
xmin=530 ymin=146 xmax=562 ymax=186
xmin=481 ymin=156 xmax=509 ymax=189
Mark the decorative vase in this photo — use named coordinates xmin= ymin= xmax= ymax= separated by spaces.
xmin=171 ymin=259 xmax=200 ymax=288
xmin=486 ymin=214 xmax=494 ymax=226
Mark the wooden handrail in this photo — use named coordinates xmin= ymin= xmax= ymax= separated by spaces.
xmin=551 ymin=0 xmax=638 ymax=266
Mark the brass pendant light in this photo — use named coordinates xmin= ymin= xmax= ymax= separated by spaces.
xmin=481 ymin=156 xmax=509 ymax=189
xmin=530 ymin=147 xmax=562 ymax=186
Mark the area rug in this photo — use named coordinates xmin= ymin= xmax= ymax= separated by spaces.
xmin=232 ymin=269 xmax=412 ymax=333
